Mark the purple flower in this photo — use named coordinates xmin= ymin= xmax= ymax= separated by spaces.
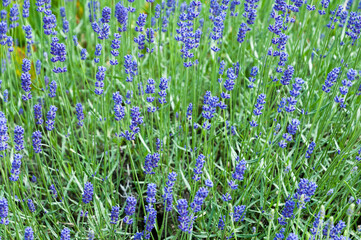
xmin=46 ymin=105 xmax=58 ymax=131
xmin=49 ymin=184 xmax=57 ymax=198
xmin=190 ymin=187 xmax=209 ymax=213
xmin=82 ymin=182 xmax=94 ymax=204
xmin=163 ymin=172 xmax=177 ymax=212
xmin=24 ymin=227 xmax=34 ymax=240
xmin=14 ymin=125 xmax=24 ymax=151
xmin=27 ymin=199 xmax=36 ymax=213
xmin=124 ymin=196 xmax=137 ymax=224
xmin=192 ymin=154 xmax=206 ymax=181
xmin=95 ymin=66 xmax=106 ymax=95
xmin=146 ymin=183 xmax=157 ymax=204
xmin=177 ymin=199 xmax=192 ymax=233
xmin=294 ymin=178 xmax=317 ymax=205
xmin=21 ymin=58 xmax=32 ymax=101
xmin=110 ymin=206 xmax=119 ymax=224
xmin=60 ymin=227 xmax=70 ymax=240
xmin=305 ymin=141 xmax=316 ymax=158
xmin=9 ymin=154 xmax=22 ymax=181
xmin=233 ymin=205 xmax=246 ymax=222
xmin=144 ymin=153 xmax=160 ymax=174
xmin=0 ymin=197 xmax=9 ymax=225
xmin=32 ymin=131 xmax=42 ymax=153
xmin=124 ymin=55 xmax=138 ymax=82
xmin=48 ymin=80 xmax=57 ymax=98
xmin=232 ymin=158 xmax=247 ymax=181
xmin=75 ymin=103 xmax=84 ymax=127
xmin=9 ymin=4 xmax=19 ymax=29
xmin=136 ymin=13 xmax=147 ymax=32
xmin=115 ymin=1 xmax=128 ymax=32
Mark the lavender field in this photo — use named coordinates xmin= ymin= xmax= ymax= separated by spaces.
xmin=0 ymin=0 xmax=361 ymax=239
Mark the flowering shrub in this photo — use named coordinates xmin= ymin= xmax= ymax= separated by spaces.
xmin=0 ymin=0 xmax=361 ymax=239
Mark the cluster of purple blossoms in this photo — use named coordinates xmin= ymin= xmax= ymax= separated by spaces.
xmin=145 ymin=78 xmax=156 ymax=112
xmin=163 ymin=172 xmax=177 ymax=212
xmin=293 ymin=178 xmax=317 ymax=205
xmin=346 ymin=11 xmax=361 ymax=45
xmin=322 ymin=67 xmax=341 ymax=93
xmin=248 ymin=66 xmax=258 ymax=88
xmin=100 ymin=6 xmax=111 ymax=24
xmin=95 ymin=66 xmax=106 ymax=95
xmin=9 ymin=154 xmax=22 ymax=181
xmin=9 ymin=4 xmax=19 ymax=29
xmin=202 ymin=91 xmax=220 ymax=130
xmin=175 ymin=1 xmax=202 ymax=67
xmin=14 ymin=125 xmax=24 ymax=151
xmin=144 ymin=153 xmax=160 ymax=174
xmin=279 ymin=119 xmax=300 ymax=148
xmin=280 ymin=65 xmax=294 ymax=85
xmin=21 ymin=58 xmax=32 ymax=101
xmin=146 ymin=28 xmax=155 ymax=53
xmin=23 ymin=25 xmax=34 ymax=56
xmin=192 ymin=154 xmax=205 ymax=181
xmin=50 ymin=37 xmax=67 ymax=73
xmin=46 ymin=105 xmax=58 ymax=131
xmin=75 ymin=103 xmax=85 ymax=127
xmin=94 ymin=43 xmax=102 ymax=63
xmin=118 ymin=106 xmax=143 ymax=141
xmin=27 ymin=199 xmax=36 ymax=213
xmin=82 ymin=182 xmax=94 ymax=204
xmin=177 ymin=199 xmax=194 ymax=233
xmin=237 ymin=0 xmax=260 ymax=43
xmin=0 ymin=197 xmax=9 ymax=225
xmin=60 ymin=7 xmax=69 ymax=33
xmin=124 ymin=55 xmax=138 ymax=82
xmin=24 ymin=227 xmax=34 ymax=240
xmin=221 ymin=67 xmax=238 ymax=98
xmin=110 ymin=33 xmax=121 ymax=65
xmin=134 ymin=34 xmax=146 ymax=58
xmin=0 ymin=21 xmax=7 ymax=45
xmin=43 ymin=9 xmax=57 ymax=35
xmin=124 ymin=196 xmax=137 ymax=224
xmin=322 ymin=220 xmax=347 ymax=239
xmin=327 ymin=5 xmax=348 ymax=29
xmin=48 ymin=80 xmax=57 ymax=98
xmin=34 ymin=104 xmax=43 ymax=125
xmin=81 ymin=48 xmax=88 ymax=60
xmin=32 ymin=131 xmax=42 ymax=153
xmin=335 ymin=68 xmax=357 ymax=108
xmin=146 ymin=183 xmax=157 ymax=205
xmin=87 ymin=0 xmax=99 ymax=23
xmin=113 ymin=92 xmax=125 ymax=121
xmin=305 ymin=141 xmax=316 ymax=158
xmin=158 ymin=77 xmax=169 ymax=104
xmin=92 ymin=20 xmax=110 ymax=40
xmin=278 ymin=199 xmax=295 ymax=225
xmin=23 ymin=0 xmax=30 ymax=18
xmin=142 ymin=204 xmax=157 ymax=239
xmin=191 ymin=187 xmax=209 ymax=213
xmin=110 ymin=206 xmax=119 ymax=224
xmin=135 ymin=13 xmax=147 ymax=32
xmin=115 ymin=1 xmax=128 ymax=32
xmin=232 ymin=205 xmax=246 ymax=222
xmin=60 ymin=227 xmax=70 ymax=240
xmin=250 ymin=93 xmax=266 ymax=127
xmin=187 ymin=103 xmax=193 ymax=120
xmin=0 ymin=112 xmax=9 ymax=154
xmin=228 ymin=157 xmax=247 ymax=190
xmin=209 ymin=0 xmax=228 ymax=52
xmin=285 ymin=77 xmax=304 ymax=112
xmin=49 ymin=184 xmax=58 ymax=198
